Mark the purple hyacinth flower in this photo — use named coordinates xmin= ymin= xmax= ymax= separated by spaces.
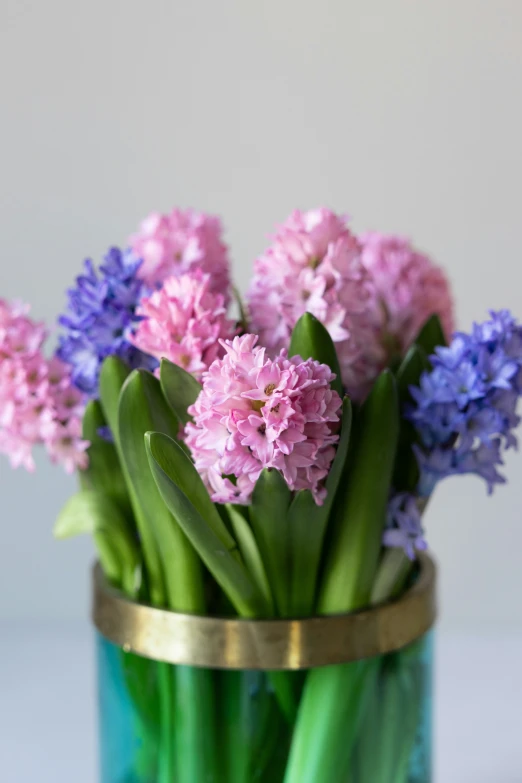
xmin=56 ymin=247 xmax=157 ymax=398
xmin=406 ymin=310 xmax=522 ymax=498
xmin=383 ymin=492 xmax=427 ymax=560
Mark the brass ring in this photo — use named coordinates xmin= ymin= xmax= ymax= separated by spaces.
xmin=92 ymin=552 xmax=436 ymax=670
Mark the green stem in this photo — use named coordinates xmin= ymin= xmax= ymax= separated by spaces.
xmin=218 ymin=670 xmax=293 ymax=783
xmin=157 ymin=663 xmax=219 ymax=783
xmin=370 ymin=659 xmax=407 ymax=783
xmin=354 ymin=645 xmax=426 ymax=783
xmin=352 ymin=661 xmax=382 ymax=781
xmin=119 ymin=650 xmax=161 ymax=779
xmin=268 ymin=671 xmax=301 ymax=725
xmin=218 ymin=672 xmax=249 ymax=783
xmin=174 ymin=666 xmax=219 ymax=783
xmin=157 ymin=662 xmax=175 ymax=783
xmin=283 ymin=660 xmax=379 ymax=783
xmin=129 ymin=700 xmax=159 ymax=781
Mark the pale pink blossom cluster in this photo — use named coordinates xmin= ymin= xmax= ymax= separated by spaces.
xmin=184 ymin=334 xmax=342 ymax=505
xmin=360 ymin=232 xmax=454 ymax=352
xmin=247 ymin=208 xmax=385 ymax=401
xmin=247 ymin=209 xmax=455 ymax=401
xmin=130 ymin=271 xmax=236 ymax=380
xmin=0 ymin=299 xmax=88 ymax=473
xmin=129 ymin=208 xmax=231 ymax=298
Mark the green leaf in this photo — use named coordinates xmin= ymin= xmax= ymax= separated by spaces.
xmin=393 ymin=345 xmax=431 ymax=492
xmin=287 ymin=397 xmax=352 ymax=616
xmin=289 ymin=312 xmax=343 ymax=398
xmin=118 ymin=370 xmax=205 ymax=612
xmin=54 ymin=489 xmax=139 ymax=594
xmin=414 ymin=313 xmax=447 ymax=356
xmin=146 ymin=431 xmax=270 ymax=618
xmin=99 ymin=356 xmax=132 ymax=435
xmin=54 ymin=488 xmax=116 ymax=539
xmin=396 ymin=344 xmax=430 ymax=396
xmin=318 ymin=371 xmax=399 ymax=614
xmin=97 ymin=356 xmax=134 ymax=515
xmin=143 ymin=430 xmax=240 ymax=556
xmin=320 ymin=398 xmax=353 ymax=518
xmin=160 ymin=359 xmax=202 ymax=426
xmin=250 ymin=469 xmax=292 ymax=616
xmin=225 ymin=505 xmax=274 ymax=613
xmin=79 ymin=400 xmax=131 ymax=517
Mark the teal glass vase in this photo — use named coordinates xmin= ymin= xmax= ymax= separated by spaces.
xmin=96 ymin=631 xmax=433 ymax=783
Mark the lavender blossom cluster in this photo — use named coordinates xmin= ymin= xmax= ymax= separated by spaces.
xmin=383 ymin=310 xmax=522 ymax=559
xmin=409 ymin=310 xmax=522 ymax=496
xmin=57 ymin=247 xmax=157 ymax=397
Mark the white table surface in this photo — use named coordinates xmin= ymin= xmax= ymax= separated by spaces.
xmin=1 ymin=622 xmax=521 ymax=783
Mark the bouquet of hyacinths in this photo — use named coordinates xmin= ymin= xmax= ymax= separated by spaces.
xmin=2 ymin=207 xmax=521 ymax=783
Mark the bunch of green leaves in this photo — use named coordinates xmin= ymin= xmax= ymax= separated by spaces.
xmin=54 ymin=309 xmax=446 ymax=783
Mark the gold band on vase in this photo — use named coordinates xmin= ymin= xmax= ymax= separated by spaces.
xmin=92 ymin=552 xmax=436 ymax=671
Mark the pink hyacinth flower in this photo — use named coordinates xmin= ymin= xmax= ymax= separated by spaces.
xmin=129 ymin=208 xmax=231 ymax=300
xmin=359 ymin=232 xmax=455 ymax=353
xmin=0 ymin=298 xmax=89 ymax=473
xmin=247 ymin=208 xmax=385 ymax=402
xmin=130 ymin=270 xmax=236 ymax=380
xmin=184 ymin=334 xmax=342 ymax=505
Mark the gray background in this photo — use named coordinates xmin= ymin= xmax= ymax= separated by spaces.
xmin=1 ymin=0 xmax=522 ymax=634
